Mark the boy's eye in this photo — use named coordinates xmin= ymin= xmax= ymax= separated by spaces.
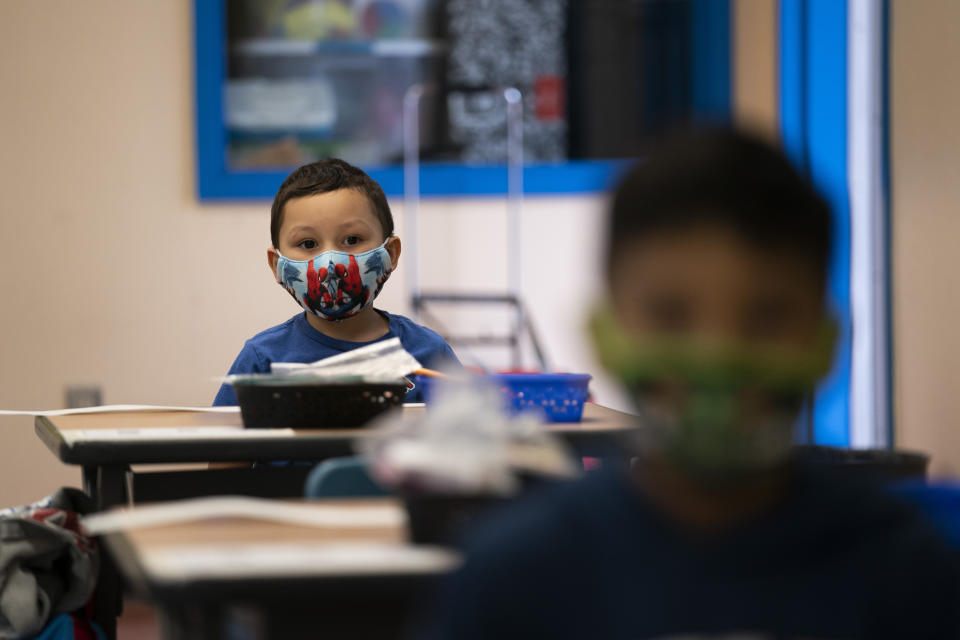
xmin=344 ymin=235 xmax=362 ymax=246
xmin=297 ymin=239 xmax=318 ymax=250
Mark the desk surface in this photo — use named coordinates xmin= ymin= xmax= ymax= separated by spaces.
xmin=103 ymin=498 xmax=460 ymax=602
xmin=36 ymin=403 xmax=638 ymax=465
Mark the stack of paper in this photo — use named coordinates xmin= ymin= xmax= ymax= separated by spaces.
xmin=268 ymin=338 xmax=421 ymax=382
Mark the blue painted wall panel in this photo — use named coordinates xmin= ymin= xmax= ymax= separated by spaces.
xmin=806 ymin=0 xmax=851 ymax=447
xmin=779 ymin=0 xmax=851 ymax=446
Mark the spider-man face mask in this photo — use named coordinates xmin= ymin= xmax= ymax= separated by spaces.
xmin=275 ymin=238 xmax=394 ymax=322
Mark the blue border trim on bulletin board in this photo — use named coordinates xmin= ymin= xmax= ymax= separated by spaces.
xmin=194 ymin=0 xmax=227 ymax=201
xmin=195 ymin=161 xmax=632 ymax=201
xmin=194 ymin=0 xmax=725 ymax=201
xmin=779 ymin=0 xmax=851 ymax=447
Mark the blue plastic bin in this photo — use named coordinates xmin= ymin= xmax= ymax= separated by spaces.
xmin=418 ymin=373 xmax=592 ymax=423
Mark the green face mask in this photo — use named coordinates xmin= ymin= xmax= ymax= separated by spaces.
xmin=589 ymin=307 xmax=836 ymax=482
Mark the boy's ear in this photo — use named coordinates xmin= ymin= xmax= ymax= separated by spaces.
xmin=386 ymin=236 xmax=401 ymax=270
xmin=267 ymin=247 xmax=281 ymax=282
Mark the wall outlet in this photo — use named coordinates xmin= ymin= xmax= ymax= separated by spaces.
xmin=65 ymin=386 xmax=102 ymax=409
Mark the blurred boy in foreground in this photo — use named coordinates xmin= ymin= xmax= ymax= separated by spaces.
xmin=418 ymin=129 xmax=959 ymax=639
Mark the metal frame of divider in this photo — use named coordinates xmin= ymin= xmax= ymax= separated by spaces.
xmin=402 ymin=84 xmax=549 ymax=372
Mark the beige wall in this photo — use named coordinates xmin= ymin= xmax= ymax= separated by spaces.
xmin=0 ymin=2 xmax=621 ymax=509
xmin=733 ymin=0 xmax=778 ymax=138
xmin=890 ymin=0 xmax=960 ymax=475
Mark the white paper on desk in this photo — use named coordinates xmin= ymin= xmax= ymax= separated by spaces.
xmin=60 ymin=426 xmax=296 ymax=445
xmin=0 ymin=405 xmax=241 ymax=417
xmin=141 ymin=542 xmax=461 ymax=581
xmin=269 ymin=337 xmax=421 ymax=380
xmin=81 ymin=495 xmax=405 ymax=535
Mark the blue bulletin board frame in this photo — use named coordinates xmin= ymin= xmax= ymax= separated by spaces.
xmin=193 ymin=0 xmax=730 ymax=201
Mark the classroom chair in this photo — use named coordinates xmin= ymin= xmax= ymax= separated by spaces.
xmin=304 ymin=456 xmax=389 ymax=499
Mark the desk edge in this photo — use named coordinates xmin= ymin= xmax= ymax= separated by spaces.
xmin=34 ymin=415 xmax=70 ymax=462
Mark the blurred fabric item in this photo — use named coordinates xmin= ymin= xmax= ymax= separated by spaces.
xmin=0 ymin=489 xmax=99 ymax=640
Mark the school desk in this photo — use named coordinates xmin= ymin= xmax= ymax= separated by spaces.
xmin=35 ymin=403 xmax=636 ymax=638
xmin=97 ymin=498 xmax=459 ymax=639
xmin=34 ymin=403 xmax=638 ymax=510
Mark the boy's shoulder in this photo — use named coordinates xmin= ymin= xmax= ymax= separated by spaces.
xmin=379 ymin=310 xmax=460 ymax=369
xmin=243 ymin=315 xmax=302 ymax=349
xmin=381 ymin=311 xmax=448 ymax=347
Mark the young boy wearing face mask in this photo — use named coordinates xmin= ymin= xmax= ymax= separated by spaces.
xmin=213 ymin=159 xmax=459 ymax=406
xmin=417 ymin=129 xmax=960 ymax=639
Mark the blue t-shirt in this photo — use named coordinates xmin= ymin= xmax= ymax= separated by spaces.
xmin=213 ymin=310 xmax=459 ymax=405
xmin=417 ymin=465 xmax=960 ymax=639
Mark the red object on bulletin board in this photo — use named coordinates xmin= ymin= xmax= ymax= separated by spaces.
xmin=534 ymin=75 xmax=565 ymax=121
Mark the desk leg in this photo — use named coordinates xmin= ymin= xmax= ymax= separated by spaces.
xmin=83 ymin=465 xmax=130 ymax=640
xmin=84 ymin=464 xmax=129 ymax=511
xmin=81 ymin=466 xmax=98 ymax=505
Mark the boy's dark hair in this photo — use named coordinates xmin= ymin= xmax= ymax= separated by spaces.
xmin=608 ymin=128 xmax=832 ymax=287
xmin=271 ymin=158 xmax=394 ymax=248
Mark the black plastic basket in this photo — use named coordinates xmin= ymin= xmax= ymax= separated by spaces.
xmin=231 ymin=376 xmax=407 ymax=429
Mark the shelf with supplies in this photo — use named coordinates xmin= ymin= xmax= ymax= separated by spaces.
xmin=231 ymin=38 xmax=446 ymax=58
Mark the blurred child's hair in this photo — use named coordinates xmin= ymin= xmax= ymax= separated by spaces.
xmin=271 ymin=158 xmax=394 ymax=248
xmin=608 ymin=128 xmax=832 ymax=289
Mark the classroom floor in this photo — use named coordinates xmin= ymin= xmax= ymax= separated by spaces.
xmin=117 ymin=600 xmax=160 ymax=640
